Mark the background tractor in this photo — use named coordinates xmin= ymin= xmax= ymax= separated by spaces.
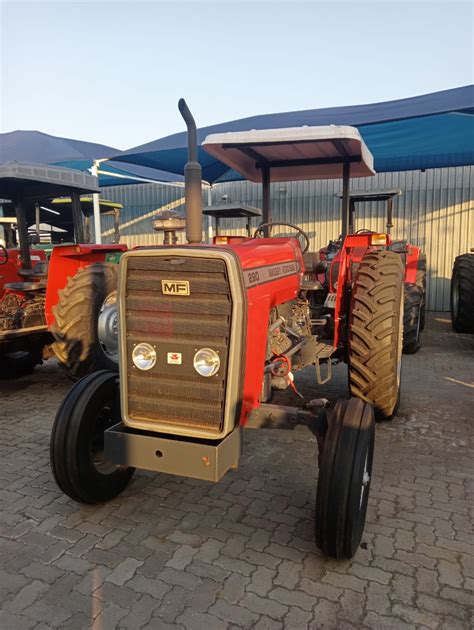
xmin=51 ymin=99 xmax=410 ymax=560
xmin=450 ymin=250 xmax=474 ymax=333
xmin=333 ymin=188 xmax=426 ymax=353
xmin=0 ymin=162 xmax=125 ymax=376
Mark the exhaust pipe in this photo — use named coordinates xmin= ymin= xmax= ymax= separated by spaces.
xmin=178 ymin=98 xmax=202 ymax=244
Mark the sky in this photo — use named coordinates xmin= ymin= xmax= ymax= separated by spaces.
xmin=0 ymin=0 xmax=472 ymax=150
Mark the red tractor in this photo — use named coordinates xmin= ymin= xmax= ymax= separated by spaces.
xmin=51 ymin=100 xmax=407 ymax=559
xmin=331 ymin=189 xmax=426 ymax=353
xmin=0 ymin=162 xmax=125 ymax=376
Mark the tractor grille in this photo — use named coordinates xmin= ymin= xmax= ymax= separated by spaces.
xmin=123 ymin=255 xmax=233 ymax=435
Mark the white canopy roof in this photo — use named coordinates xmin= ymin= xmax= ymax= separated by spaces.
xmin=202 ymin=125 xmax=375 ymax=183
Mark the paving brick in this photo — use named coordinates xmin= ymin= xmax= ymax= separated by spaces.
xmin=268 ymin=586 xmax=316 ymax=611
xmin=438 ymin=558 xmax=463 ymax=587
xmin=222 ymin=572 xmax=249 ymax=603
xmin=247 ymin=566 xmax=276 ymax=596
xmin=241 ymin=592 xmax=288 ymax=620
xmin=175 ymin=607 xmax=227 ymax=630
xmin=119 ymin=594 xmax=161 ymax=629
xmin=91 ymin=602 xmax=127 ymax=630
xmin=209 ymin=599 xmax=259 ymax=626
xmin=284 ymin=606 xmax=313 ymax=629
xmin=106 ymin=557 xmax=143 ymax=586
xmin=322 ymin=571 xmax=367 ymax=593
xmin=7 ymin=579 xmax=49 ymax=611
xmin=125 ymin=573 xmax=172 ymax=599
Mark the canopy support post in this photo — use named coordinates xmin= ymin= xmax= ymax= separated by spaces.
xmin=341 ymin=161 xmax=351 ymax=239
xmin=91 ymin=161 xmax=102 ymax=244
xmin=15 ymin=196 xmax=32 ymax=270
xmin=71 ymin=191 xmax=85 ymax=244
xmin=35 ymin=202 xmax=40 ymax=238
xmin=386 ymin=196 xmax=393 ymax=235
xmin=262 ymin=165 xmax=271 ymax=236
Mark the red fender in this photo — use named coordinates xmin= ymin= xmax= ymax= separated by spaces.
xmin=44 ymin=244 xmax=127 ymax=327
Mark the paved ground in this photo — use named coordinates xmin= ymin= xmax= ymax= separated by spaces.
xmin=0 ymin=313 xmax=473 ymax=630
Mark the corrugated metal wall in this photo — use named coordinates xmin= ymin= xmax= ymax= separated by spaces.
xmin=102 ymin=167 xmax=474 ymax=311
xmin=98 ymin=182 xmax=187 ymax=247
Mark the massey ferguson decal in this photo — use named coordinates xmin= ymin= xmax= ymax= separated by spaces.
xmin=243 ymin=261 xmax=300 ymax=288
xmin=167 ymin=352 xmax=182 ymax=365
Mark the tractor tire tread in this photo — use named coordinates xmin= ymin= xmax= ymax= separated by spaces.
xmin=451 ymin=254 xmax=474 ymax=333
xmin=348 ymin=250 xmax=404 ymax=420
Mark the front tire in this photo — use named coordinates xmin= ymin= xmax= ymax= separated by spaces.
xmin=315 ymin=398 xmax=375 ymax=559
xmin=348 ymin=250 xmax=404 ymax=420
xmin=50 ymin=370 xmax=134 ymax=503
xmin=451 ymin=254 xmax=474 ymax=333
xmin=51 ymin=263 xmax=119 ymax=379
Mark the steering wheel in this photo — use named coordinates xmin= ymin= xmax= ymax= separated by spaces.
xmin=355 ymin=229 xmax=376 ymax=234
xmin=0 ymin=244 xmax=8 ymax=265
xmin=254 ymin=222 xmax=310 ymax=254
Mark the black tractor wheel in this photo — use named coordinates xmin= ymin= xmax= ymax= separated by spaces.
xmin=451 ymin=254 xmax=474 ymax=334
xmin=50 ymin=370 xmax=134 ymax=504
xmin=403 ymin=283 xmax=423 ymax=354
xmin=51 ymin=263 xmax=119 ymax=380
xmin=0 ymin=350 xmax=43 ymax=378
xmin=348 ymin=250 xmax=404 ymax=420
xmin=416 ymin=254 xmax=427 ymax=331
xmin=315 ymin=398 xmax=375 ymax=559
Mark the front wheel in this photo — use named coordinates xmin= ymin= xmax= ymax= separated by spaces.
xmin=50 ymin=370 xmax=134 ymax=503
xmin=315 ymin=398 xmax=375 ymax=559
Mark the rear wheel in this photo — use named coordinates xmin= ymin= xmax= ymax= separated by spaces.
xmin=348 ymin=250 xmax=404 ymax=420
xmin=51 ymin=263 xmax=119 ymax=379
xmin=451 ymin=254 xmax=474 ymax=333
xmin=50 ymin=370 xmax=134 ymax=503
xmin=403 ymin=283 xmax=423 ymax=354
xmin=315 ymin=398 xmax=375 ymax=559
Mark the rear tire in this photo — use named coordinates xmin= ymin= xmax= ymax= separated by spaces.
xmin=451 ymin=254 xmax=474 ymax=333
xmin=315 ymin=398 xmax=375 ymax=559
xmin=50 ymin=370 xmax=134 ymax=504
xmin=348 ymin=250 xmax=404 ymax=420
xmin=403 ymin=284 xmax=423 ymax=354
xmin=51 ymin=263 xmax=119 ymax=379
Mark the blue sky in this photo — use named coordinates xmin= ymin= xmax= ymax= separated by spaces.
xmin=1 ymin=1 xmax=472 ymax=149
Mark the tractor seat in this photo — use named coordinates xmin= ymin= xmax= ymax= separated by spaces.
xmin=303 ymin=252 xmax=327 ymax=275
xmin=4 ymin=281 xmax=46 ymax=292
xmin=17 ymin=263 xmax=49 ymax=280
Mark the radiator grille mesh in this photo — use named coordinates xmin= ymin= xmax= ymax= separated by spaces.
xmin=124 ymin=255 xmax=232 ymax=434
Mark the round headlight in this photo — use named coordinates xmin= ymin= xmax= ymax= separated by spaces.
xmin=193 ymin=348 xmax=220 ymax=377
xmin=132 ymin=343 xmax=157 ymax=371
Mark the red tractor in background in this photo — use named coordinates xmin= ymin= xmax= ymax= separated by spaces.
xmin=331 ymin=188 xmax=426 ymax=354
xmin=0 ymin=162 xmax=125 ymax=376
xmin=51 ymin=100 xmax=413 ymax=559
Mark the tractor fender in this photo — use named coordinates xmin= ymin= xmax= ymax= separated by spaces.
xmin=404 ymin=245 xmax=422 ymax=284
xmin=44 ymin=244 xmax=127 ymax=327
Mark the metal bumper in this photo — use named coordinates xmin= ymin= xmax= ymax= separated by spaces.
xmin=104 ymin=423 xmax=241 ymax=482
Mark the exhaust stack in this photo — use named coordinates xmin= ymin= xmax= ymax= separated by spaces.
xmin=178 ymin=98 xmax=202 ymax=244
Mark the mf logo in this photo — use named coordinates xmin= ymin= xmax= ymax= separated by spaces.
xmin=161 ymin=280 xmax=190 ymax=296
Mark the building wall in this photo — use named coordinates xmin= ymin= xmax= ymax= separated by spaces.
xmin=102 ymin=166 xmax=474 ymax=311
